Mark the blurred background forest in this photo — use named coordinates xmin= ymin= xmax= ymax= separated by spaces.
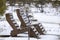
xmin=0 ymin=0 xmax=60 ymax=15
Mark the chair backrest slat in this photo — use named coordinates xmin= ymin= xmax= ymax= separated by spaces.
xmin=6 ymin=13 xmax=19 ymax=30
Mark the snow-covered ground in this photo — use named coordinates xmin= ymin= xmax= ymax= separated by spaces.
xmin=0 ymin=3 xmax=60 ymax=40
xmin=0 ymin=35 xmax=59 ymax=40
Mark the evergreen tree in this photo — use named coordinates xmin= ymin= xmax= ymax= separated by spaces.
xmin=0 ymin=0 xmax=6 ymax=15
xmin=52 ymin=0 xmax=60 ymax=7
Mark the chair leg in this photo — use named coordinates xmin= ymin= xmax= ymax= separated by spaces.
xmin=11 ymin=30 xmax=18 ymax=37
xmin=28 ymin=28 xmax=39 ymax=38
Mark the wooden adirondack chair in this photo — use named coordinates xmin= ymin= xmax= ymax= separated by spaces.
xmin=6 ymin=13 xmax=28 ymax=36
xmin=16 ymin=9 xmax=45 ymax=37
xmin=6 ymin=13 xmax=40 ymax=38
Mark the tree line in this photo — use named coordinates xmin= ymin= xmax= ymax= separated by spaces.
xmin=0 ymin=0 xmax=6 ymax=16
xmin=0 ymin=0 xmax=60 ymax=15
